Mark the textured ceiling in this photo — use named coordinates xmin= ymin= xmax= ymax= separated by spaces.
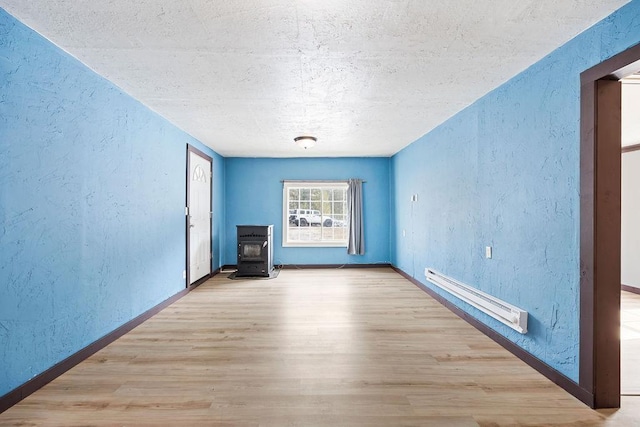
xmin=0 ymin=0 xmax=632 ymax=157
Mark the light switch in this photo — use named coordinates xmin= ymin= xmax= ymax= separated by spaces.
xmin=485 ymin=246 xmax=492 ymax=259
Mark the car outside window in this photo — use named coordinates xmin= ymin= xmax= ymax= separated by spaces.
xmin=283 ymin=182 xmax=348 ymax=247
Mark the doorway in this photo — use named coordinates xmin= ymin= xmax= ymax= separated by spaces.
xmin=186 ymin=145 xmax=212 ymax=287
xmin=580 ymin=42 xmax=640 ymax=409
xmin=621 ymin=74 xmax=640 ymax=396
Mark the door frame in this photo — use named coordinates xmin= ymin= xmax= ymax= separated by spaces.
xmin=186 ymin=144 xmax=213 ymax=288
xmin=580 ymin=42 xmax=640 ymax=409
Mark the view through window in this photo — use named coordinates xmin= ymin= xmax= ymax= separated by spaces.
xmin=283 ymin=181 xmax=349 ymax=247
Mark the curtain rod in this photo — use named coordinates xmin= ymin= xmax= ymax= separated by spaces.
xmin=281 ymin=179 xmax=366 ymax=183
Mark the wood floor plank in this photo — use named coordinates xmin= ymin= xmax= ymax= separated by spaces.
xmin=1 ymin=268 xmax=638 ymax=426
xmin=622 ymin=290 xmax=640 ymax=395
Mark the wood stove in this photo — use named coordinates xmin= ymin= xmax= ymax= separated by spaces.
xmin=236 ymin=225 xmax=274 ymax=277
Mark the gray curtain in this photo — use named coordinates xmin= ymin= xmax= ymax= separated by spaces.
xmin=347 ymin=178 xmax=365 ymax=255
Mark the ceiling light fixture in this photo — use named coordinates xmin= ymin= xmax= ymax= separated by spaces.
xmin=294 ymin=136 xmax=317 ymax=149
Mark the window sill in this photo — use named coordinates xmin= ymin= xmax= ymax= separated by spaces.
xmin=282 ymin=242 xmax=348 ymax=248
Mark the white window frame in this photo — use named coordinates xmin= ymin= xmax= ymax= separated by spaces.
xmin=282 ymin=181 xmax=349 ymax=247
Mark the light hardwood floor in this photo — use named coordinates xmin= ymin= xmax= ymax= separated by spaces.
xmin=622 ymin=290 xmax=640 ymax=395
xmin=1 ymin=268 xmax=638 ymax=426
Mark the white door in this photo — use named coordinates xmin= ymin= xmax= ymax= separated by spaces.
xmin=188 ymin=149 xmax=212 ymax=285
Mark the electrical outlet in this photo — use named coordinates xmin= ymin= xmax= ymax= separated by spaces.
xmin=485 ymin=246 xmax=492 ymax=259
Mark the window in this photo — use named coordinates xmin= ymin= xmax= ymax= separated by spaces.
xmin=283 ymin=181 xmax=349 ymax=247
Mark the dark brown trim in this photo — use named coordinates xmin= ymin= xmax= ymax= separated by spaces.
xmin=391 ymin=266 xmax=594 ymax=407
xmin=189 ymin=272 xmax=213 ymax=288
xmin=0 ymin=287 xmax=191 ymax=414
xmin=622 ymin=284 xmax=640 ymax=295
xmin=581 ymin=42 xmax=640 ymax=82
xmin=622 ymin=143 xmax=640 ymax=153
xmin=186 ymin=144 xmax=214 ymax=289
xmin=580 ymin=44 xmax=636 ymax=408
xmin=580 ymin=78 xmax=596 ymax=397
xmin=222 ymin=264 xmax=391 ymax=270
xmin=281 ymin=263 xmax=392 ymax=269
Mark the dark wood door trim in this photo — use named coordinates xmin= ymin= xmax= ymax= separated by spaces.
xmin=621 ymin=285 xmax=640 ymax=295
xmin=186 ymin=145 xmax=214 ymax=288
xmin=580 ymin=43 xmax=640 ymax=409
xmin=581 ymin=43 xmax=640 ymax=82
xmin=622 ymin=143 xmax=640 ymax=153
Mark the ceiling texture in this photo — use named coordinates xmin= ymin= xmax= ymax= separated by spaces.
xmin=0 ymin=0 xmax=632 ymax=157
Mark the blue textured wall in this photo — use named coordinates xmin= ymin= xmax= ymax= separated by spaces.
xmin=224 ymin=157 xmax=391 ymax=266
xmin=391 ymin=1 xmax=640 ymax=381
xmin=0 ymin=9 xmax=223 ymax=396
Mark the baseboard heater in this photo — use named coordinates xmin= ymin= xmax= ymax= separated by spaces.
xmin=425 ymin=268 xmax=528 ymax=334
